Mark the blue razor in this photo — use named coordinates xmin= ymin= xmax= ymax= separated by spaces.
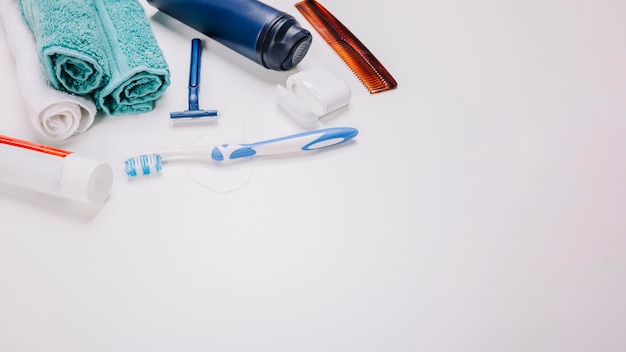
xmin=170 ymin=38 xmax=219 ymax=124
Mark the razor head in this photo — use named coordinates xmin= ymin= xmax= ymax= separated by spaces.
xmin=170 ymin=109 xmax=219 ymax=126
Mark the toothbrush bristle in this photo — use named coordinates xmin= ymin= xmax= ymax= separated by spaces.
xmin=125 ymin=154 xmax=162 ymax=177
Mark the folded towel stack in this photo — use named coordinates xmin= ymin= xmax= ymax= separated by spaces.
xmin=19 ymin=0 xmax=170 ymax=116
xmin=0 ymin=0 xmax=97 ymax=140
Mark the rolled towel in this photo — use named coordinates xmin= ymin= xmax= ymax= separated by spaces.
xmin=18 ymin=0 xmax=170 ymax=116
xmin=94 ymin=0 xmax=170 ymax=115
xmin=18 ymin=0 xmax=109 ymax=96
xmin=1 ymin=0 xmax=97 ymax=140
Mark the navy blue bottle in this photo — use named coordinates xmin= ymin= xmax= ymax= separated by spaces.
xmin=147 ymin=0 xmax=312 ymax=71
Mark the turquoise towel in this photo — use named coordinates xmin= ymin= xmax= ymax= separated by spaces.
xmin=94 ymin=0 xmax=170 ymax=115
xmin=19 ymin=0 xmax=170 ymax=116
xmin=19 ymin=0 xmax=109 ymax=95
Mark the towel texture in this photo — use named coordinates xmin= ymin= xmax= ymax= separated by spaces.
xmin=18 ymin=0 xmax=170 ymax=116
xmin=94 ymin=0 xmax=170 ymax=115
xmin=1 ymin=0 xmax=97 ymax=140
xmin=19 ymin=0 xmax=108 ymax=95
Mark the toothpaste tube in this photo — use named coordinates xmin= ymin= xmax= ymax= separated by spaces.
xmin=0 ymin=134 xmax=113 ymax=205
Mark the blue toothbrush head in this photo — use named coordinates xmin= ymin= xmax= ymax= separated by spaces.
xmin=125 ymin=154 xmax=162 ymax=178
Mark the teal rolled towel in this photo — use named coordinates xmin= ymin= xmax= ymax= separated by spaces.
xmin=19 ymin=0 xmax=109 ymax=95
xmin=94 ymin=0 xmax=170 ymax=115
xmin=19 ymin=0 xmax=170 ymax=116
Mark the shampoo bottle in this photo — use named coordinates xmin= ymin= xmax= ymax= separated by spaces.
xmin=147 ymin=0 xmax=312 ymax=71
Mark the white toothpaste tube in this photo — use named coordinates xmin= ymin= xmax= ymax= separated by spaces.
xmin=0 ymin=134 xmax=113 ymax=205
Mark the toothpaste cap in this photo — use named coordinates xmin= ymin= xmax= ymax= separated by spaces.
xmin=61 ymin=154 xmax=114 ymax=205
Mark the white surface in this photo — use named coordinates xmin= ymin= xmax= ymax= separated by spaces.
xmin=1 ymin=0 xmax=626 ymax=351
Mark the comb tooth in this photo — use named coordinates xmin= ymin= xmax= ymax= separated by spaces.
xmin=330 ymin=40 xmax=396 ymax=93
xmin=295 ymin=0 xmax=397 ymax=94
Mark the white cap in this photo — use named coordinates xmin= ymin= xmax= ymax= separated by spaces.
xmin=276 ymin=67 xmax=351 ymax=122
xmin=60 ymin=154 xmax=114 ymax=205
xmin=276 ymin=84 xmax=318 ymax=122
xmin=287 ymin=67 xmax=351 ymax=116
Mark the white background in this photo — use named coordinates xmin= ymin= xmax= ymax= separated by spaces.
xmin=1 ymin=0 xmax=626 ymax=351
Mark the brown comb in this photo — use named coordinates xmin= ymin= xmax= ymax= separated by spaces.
xmin=295 ymin=0 xmax=398 ymax=94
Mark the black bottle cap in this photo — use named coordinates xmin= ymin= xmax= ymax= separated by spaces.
xmin=261 ymin=17 xmax=312 ymax=71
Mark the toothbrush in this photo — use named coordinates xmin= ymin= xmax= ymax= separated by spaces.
xmin=124 ymin=127 xmax=358 ymax=177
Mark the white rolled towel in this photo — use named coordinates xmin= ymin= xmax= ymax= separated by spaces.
xmin=0 ymin=0 xmax=97 ymax=140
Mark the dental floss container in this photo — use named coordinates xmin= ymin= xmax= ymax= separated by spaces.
xmin=276 ymin=67 xmax=351 ymax=122
xmin=147 ymin=0 xmax=312 ymax=71
xmin=0 ymin=135 xmax=114 ymax=205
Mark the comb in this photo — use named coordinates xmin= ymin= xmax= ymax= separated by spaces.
xmin=295 ymin=0 xmax=397 ymax=94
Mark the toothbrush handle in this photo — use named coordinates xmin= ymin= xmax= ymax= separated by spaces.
xmin=210 ymin=127 xmax=358 ymax=161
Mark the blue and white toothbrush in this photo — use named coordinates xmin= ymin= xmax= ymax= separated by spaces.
xmin=124 ymin=127 xmax=358 ymax=178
